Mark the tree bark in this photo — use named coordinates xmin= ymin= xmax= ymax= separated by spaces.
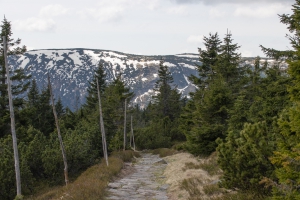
xmin=3 ymin=36 xmax=22 ymax=197
xmin=130 ymin=115 xmax=135 ymax=151
xmin=130 ymin=115 xmax=132 ymax=148
xmin=96 ymin=78 xmax=108 ymax=166
xmin=48 ymin=75 xmax=69 ymax=186
xmin=123 ymin=98 xmax=127 ymax=151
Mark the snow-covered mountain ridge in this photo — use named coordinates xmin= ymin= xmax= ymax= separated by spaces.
xmin=9 ymin=48 xmax=284 ymax=110
xmin=10 ymin=48 xmax=200 ymax=110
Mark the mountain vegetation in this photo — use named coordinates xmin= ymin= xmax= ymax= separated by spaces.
xmin=2 ymin=1 xmax=300 ymax=199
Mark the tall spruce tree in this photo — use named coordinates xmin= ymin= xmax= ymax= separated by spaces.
xmin=85 ymin=62 xmax=107 ymax=111
xmin=152 ymin=60 xmax=181 ymax=120
xmin=268 ymin=1 xmax=300 ymax=198
xmin=102 ymin=75 xmax=134 ymax=151
xmin=216 ymin=31 xmax=242 ymax=94
xmin=27 ymin=79 xmax=39 ymax=106
xmin=36 ymin=86 xmax=55 ymax=136
xmin=0 ymin=17 xmax=30 ymax=137
xmin=135 ymin=60 xmax=183 ymax=148
xmin=183 ymin=32 xmax=242 ymax=155
xmin=216 ymin=61 xmax=289 ymax=195
xmin=189 ymin=32 xmax=222 ymax=89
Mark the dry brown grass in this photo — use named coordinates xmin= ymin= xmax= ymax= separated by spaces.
xmin=110 ymin=150 xmax=141 ymax=162
xmin=209 ymin=192 xmax=266 ymax=200
xmin=202 ymin=184 xmax=223 ymax=196
xmin=165 ymin=151 xmax=266 ymax=200
xmin=197 ymin=152 xmax=221 ymax=176
xmin=151 ymin=148 xmax=178 ymax=157
xmin=182 ymin=152 xmax=220 ymax=176
xmin=26 ymin=150 xmax=139 ymax=200
xmin=180 ymin=177 xmax=202 ymax=197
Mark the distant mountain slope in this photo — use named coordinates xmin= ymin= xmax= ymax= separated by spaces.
xmin=9 ymin=48 xmax=200 ymax=110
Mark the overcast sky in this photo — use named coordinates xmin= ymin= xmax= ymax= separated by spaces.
xmin=0 ymin=0 xmax=295 ymax=57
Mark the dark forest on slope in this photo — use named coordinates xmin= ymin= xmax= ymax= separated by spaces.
xmin=2 ymin=1 xmax=300 ymax=199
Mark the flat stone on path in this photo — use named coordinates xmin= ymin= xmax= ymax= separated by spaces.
xmin=106 ymin=153 xmax=169 ymax=200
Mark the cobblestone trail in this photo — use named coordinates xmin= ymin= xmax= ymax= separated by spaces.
xmin=106 ymin=153 xmax=169 ymax=200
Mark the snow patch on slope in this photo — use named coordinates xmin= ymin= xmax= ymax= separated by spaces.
xmin=179 ymin=62 xmax=195 ymax=70
xmin=175 ymin=54 xmax=198 ymax=58
xmin=102 ymin=51 xmax=127 ymax=58
xmin=84 ymin=50 xmax=100 ymax=63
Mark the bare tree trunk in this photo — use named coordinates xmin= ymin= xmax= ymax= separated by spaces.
xmin=123 ymin=98 xmax=127 ymax=151
xmin=3 ymin=36 xmax=22 ymax=198
xmin=131 ymin=115 xmax=135 ymax=151
xmin=48 ymin=75 xmax=69 ymax=186
xmin=130 ymin=115 xmax=132 ymax=148
xmin=96 ymin=78 xmax=108 ymax=166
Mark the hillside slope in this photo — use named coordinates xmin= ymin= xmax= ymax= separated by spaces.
xmin=9 ymin=49 xmax=200 ymax=109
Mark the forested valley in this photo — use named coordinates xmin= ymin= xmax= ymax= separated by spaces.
xmin=2 ymin=1 xmax=300 ymax=199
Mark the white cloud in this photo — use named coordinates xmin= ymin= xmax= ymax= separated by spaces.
xmin=13 ymin=4 xmax=69 ymax=32
xmin=78 ymin=5 xmax=124 ymax=23
xmin=241 ymin=50 xmax=253 ymax=57
xmin=167 ymin=5 xmax=187 ymax=15
xmin=78 ymin=0 xmax=162 ymax=23
xmin=147 ymin=0 xmax=161 ymax=10
xmin=187 ymin=35 xmax=204 ymax=43
xmin=14 ymin=18 xmax=56 ymax=32
xmin=209 ymin=8 xmax=226 ymax=18
xmin=77 ymin=0 xmax=130 ymax=23
xmin=234 ymin=3 xmax=290 ymax=18
xmin=39 ymin=4 xmax=70 ymax=17
xmin=171 ymin=0 xmax=294 ymax=5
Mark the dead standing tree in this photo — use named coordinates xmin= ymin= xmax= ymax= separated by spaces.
xmin=48 ymin=75 xmax=69 ymax=186
xmin=130 ymin=115 xmax=135 ymax=151
xmin=3 ymin=36 xmax=22 ymax=198
xmin=123 ymin=98 xmax=127 ymax=151
xmin=96 ymin=78 xmax=108 ymax=166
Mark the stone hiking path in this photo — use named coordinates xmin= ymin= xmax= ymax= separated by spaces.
xmin=106 ymin=153 xmax=169 ymax=200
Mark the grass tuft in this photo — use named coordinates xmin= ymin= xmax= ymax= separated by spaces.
xmin=27 ymin=150 xmax=138 ymax=200
xmin=209 ymin=191 xmax=266 ymax=200
xmin=183 ymin=162 xmax=202 ymax=171
xmin=180 ymin=178 xmax=202 ymax=198
xmin=198 ymin=152 xmax=221 ymax=176
xmin=182 ymin=152 xmax=221 ymax=176
xmin=151 ymin=148 xmax=177 ymax=157
xmin=203 ymin=184 xmax=224 ymax=196
xmin=110 ymin=150 xmax=140 ymax=162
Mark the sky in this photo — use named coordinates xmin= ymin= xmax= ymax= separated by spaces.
xmin=0 ymin=0 xmax=295 ymax=57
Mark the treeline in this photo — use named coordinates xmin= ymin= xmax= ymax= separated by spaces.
xmin=181 ymin=1 xmax=300 ymax=199
xmin=0 ymin=17 xmax=136 ymax=199
xmin=0 ymin=15 xmax=184 ymax=199
xmin=2 ymin=1 xmax=300 ymax=199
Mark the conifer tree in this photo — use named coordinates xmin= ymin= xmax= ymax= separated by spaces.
xmin=189 ymin=32 xmax=222 ymax=89
xmin=152 ymin=60 xmax=181 ymax=120
xmin=216 ymin=59 xmax=289 ymax=195
xmin=135 ymin=61 xmax=183 ymax=148
xmin=55 ymin=97 xmax=65 ymax=119
xmin=102 ymin=75 xmax=133 ymax=151
xmin=269 ymin=1 xmax=300 ymax=198
xmin=216 ymin=32 xmax=241 ymax=83
xmin=28 ymin=79 xmax=39 ymax=106
xmin=85 ymin=62 xmax=107 ymax=111
xmin=36 ymin=87 xmax=55 ymax=136
xmin=183 ymin=32 xmax=242 ymax=155
xmin=0 ymin=17 xmax=30 ymax=138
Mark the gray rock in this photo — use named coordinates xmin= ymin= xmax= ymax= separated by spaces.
xmin=106 ymin=153 xmax=169 ymax=199
xmin=155 ymin=159 xmax=168 ymax=164
xmin=210 ymin=179 xmax=220 ymax=185
xmin=159 ymin=184 xmax=169 ymax=191
xmin=108 ymin=183 xmax=121 ymax=189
